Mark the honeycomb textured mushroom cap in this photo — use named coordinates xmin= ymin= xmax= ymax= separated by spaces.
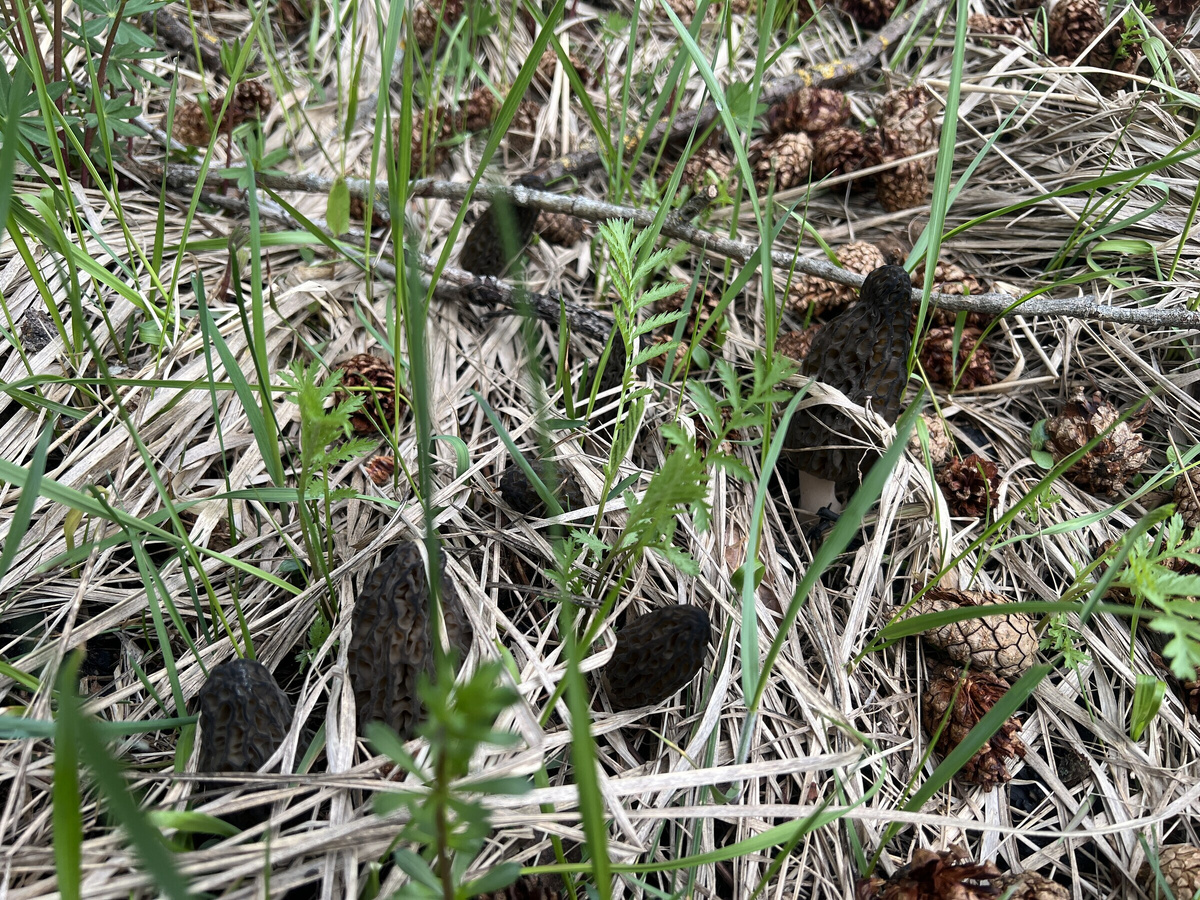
xmin=603 ymin=606 xmax=711 ymax=711
xmin=780 ymin=264 xmax=915 ymax=487
xmin=499 ymin=459 xmax=586 ymax=515
xmin=197 ymin=658 xmax=293 ymax=773
xmin=458 ymin=174 xmax=545 ymax=276
xmin=348 ymin=541 xmax=472 ymax=737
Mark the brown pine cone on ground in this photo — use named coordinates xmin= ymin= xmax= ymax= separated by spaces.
xmin=765 ymin=87 xmax=850 ymax=135
xmin=751 ymin=131 xmax=813 ymax=190
xmin=910 ymin=588 xmax=1038 ymax=677
xmin=603 ymin=606 xmax=711 ymax=711
xmin=812 ymin=126 xmax=882 ymax=188
xmin=878 ymin=85 xmax=937 ymax=156
xmin=536 ymin=211 xmax=588 ymax=246
xmin=857 ymin=847 xmax=1001 ymax=899
xmin=992 ymin=871 xmax=1069 ymax=900
xmin=402 ymin=105 xmax=454 ymax=174
xmin=459 ymin=85 xmax=500 ymax=132
xmin=411 ymin=0 xmax=465 ymax=49
xmin=920 ymin=325 xmax=998 ymax=389
xmin=229 ymin=81 xmax=273 ymax=125
xmin=1044 ymin=388 xmax=1151 ymax=495
xmin=935 ymin=453 xmax=1002 ymax=519
xmin=534 ymin=48 xmax=591 ymax=92
xmin=507 ymin=99 xmax=545 ymax=157
xmin=1175 ymin=467 xmax=1200 ymax=528
xmin=777 ymin=325 xmax=822 ymax=361
xmin=877 ymin=156 xmax=931 ymax=211
xmin=840 ymin=0 xmax=898 ymax=28
xmin=922 ymin=664 xmax=1026 ymax=789
xmin=909 ymin=412 xmax=953 ymax=469
xmin=1139 ymin=845 xmax=1200 ymax=900
xmin=681 ymin=142 xmax=736 ymax=191
xmin=968 ymin=13 xmax=1034 ymax=40
xmin=334 ymin=353 xmax=401 ymax=434
xmin=787 ymin=241 xmax=886 ymax=318
xmin=1087 ymin=26 xmax=1143 ymax=95
xmin=1048 ymin=0 xmax=1105 ymax=57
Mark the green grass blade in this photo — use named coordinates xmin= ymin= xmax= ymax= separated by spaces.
xmin=0 ymin=417 xmax=52 ymax=583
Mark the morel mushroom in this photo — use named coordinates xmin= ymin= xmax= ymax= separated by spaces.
xmin=458 ymin=173 xmax=545 ymax=276
xmin=603 ymin=606 xmax=711 ymax=711
xmin=196 ymin=658 xmax=293 ymax=774
xmin=348 ymin=541 xmax=473 ymax=738
xmin=499 ymin=458 xmax=586 ymax=515
xmin=780 ymin=264 xmax=915 ymax=504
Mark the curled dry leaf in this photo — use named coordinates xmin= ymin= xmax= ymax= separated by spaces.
xmin=910 ymin=588 xmax=1038 ymax=677
xmin=1044 ymin=388 xmax=1151 ymax=495
xmin=910 ymin=412 xmax=953 ymax=469
xmin=603 ymin=605 xmax=711 ymax=711
xmin=922 ymin=664 xmax=1026 ymax=789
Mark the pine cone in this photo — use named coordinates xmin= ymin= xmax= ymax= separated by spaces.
xmin=1048 ymin=0 xmax=1105 ymax=57
xmin=936 ymin=453 xmax=1002 ymax=519
xmin=536 ymin=211 xmax=588 ymax=246
xmin=788 ymin=241 xmax=886 ymax=317
xmin=877 ymin=156 xmax=931 ymax=211
xmin=751 ymin=131 xmax=813 ymax=190
xmin=229 ymin=80 xmax=273 ymax=126
xmin=878 ymin=84 xmax=937 ymax=156
xmin=920 ymin=326 xmax=997 ymax=389
xmin=460 ymin=86 xmax=500 ymax=132
xmin=1139 ymin=845 xmax=1200 ymax=900
xmin=366 ymin=454 xmax=395 ymax=485
xmin=911 ymin=588 xmax=1037 ymax=677
xmin=498 ymin=459 xmax=586 ymax=515
xmin=765 ymin=87 xmax=850 ymax=135
xmin=992 ymin=872 xmax=1069 ymax=900
xmin=968 ymin=13 xmax=1034 ymax=40
xmin=1158 ymin=0 xmax=1200 ymax=15
xmin=334 ymin=353 xmax=400 ymax=434
xmin=910 ymin=412 xmax=953 ymax=468
xmin=534 ymin=48 xmax=591 ymax=93
xmin=682 ymin=143 xmax=736 ymax=190
xmin=348 ymin=542 xmax=471 ymax=737
xmin=477 ymin=874 xmax=566 ymax=900
xmin=603 ymin=606 xmax=712 ymax=711
xmin=172 ymin=100 xmax=213 ymax=146
xmin=196 ymin=658 xmax=293 ymax=773
xmin=1175 ymin=468 xmax=1200 ymax=528
xmin=813 ymin=126 xmax=881 ymax=188
xmin=840 ymin=0 xmax=898 ymax=28
xmin=858 ymin=847 xmax=1002 ymax=899
xmin=507 ymin=99 xmax=545 ymax=157
xmin=348 ymin=194 xmax=388 ymax=228
xmin=777 ymin=325 xmax=822 ymax=361
xmin=1087 ymin=26 xmax=1142 ymax=95
xmin=411 ymin=0 xmax=465 ymax=50
xmin=922 ymin=665 xmax=1026 ymax=789
xmin=1044 ymin=388 xmax=1151 ymax=495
